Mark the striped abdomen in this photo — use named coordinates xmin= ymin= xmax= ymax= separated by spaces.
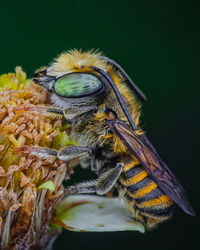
xmin=117 ymin=156 xmax=173 ymax=229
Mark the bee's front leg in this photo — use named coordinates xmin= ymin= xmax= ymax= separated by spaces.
xmin=64 ymin=162 xmax=123 ymax=195
xmin=15 ymin=145 xmax=92 ymax=161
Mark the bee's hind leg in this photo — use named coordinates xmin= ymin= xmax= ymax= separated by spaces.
xmin=64 ymin=180 xmax=98 ymax=195
xmin=64 ymin=162 xmax=123 ymax=196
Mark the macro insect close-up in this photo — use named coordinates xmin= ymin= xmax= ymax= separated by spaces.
xmin=16 ymin=50 xmax=195 ymax=230
xmin=0 ymin=1 xmax=199 ymax=250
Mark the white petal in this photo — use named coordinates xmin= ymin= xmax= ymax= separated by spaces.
xmin=55 ymin=195 xmax=145 ymax=233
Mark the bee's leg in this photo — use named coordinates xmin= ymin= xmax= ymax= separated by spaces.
xmin=96 ymin=162 xmax=123 ymax=195
xmin=15 ymin=145 xmax=92 ymax=161
xmin=58 ymin=146 xmax=92 ymax=161
xmin=63 ymin=105 xmax=97 ymax=122
xmin=64 ymin=162 xmax=123 ymax=195
xmin=13 ymin=106 xmax=64 ymax=119
xmin=64 ymin=180 xmax=98 ymax=195
xmin=13 ymin=105 xmax=97 ymax=122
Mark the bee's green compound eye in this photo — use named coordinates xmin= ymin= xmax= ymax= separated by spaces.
xmin=54 ymin=73 xmax=103 ymax=97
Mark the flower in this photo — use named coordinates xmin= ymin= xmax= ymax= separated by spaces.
xmin=54 ymin=195 xmax=144 ymax=233
xmin=0 ymin=67 xmax=144 ymax=250
xmin=0 ymin=67 xmax=71 ymax=249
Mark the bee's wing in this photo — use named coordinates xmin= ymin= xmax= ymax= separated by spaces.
xmin=110 ymin=121 xmax=195 ymax=216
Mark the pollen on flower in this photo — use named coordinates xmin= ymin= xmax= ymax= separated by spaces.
xmin=0 ymin=67 xmax=72 ymax=250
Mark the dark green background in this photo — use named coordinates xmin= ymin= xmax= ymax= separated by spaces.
xmin=0 ymin=1 xmax=199 ymax=250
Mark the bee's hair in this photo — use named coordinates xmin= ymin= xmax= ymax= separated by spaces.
xmin=99 ymin=56 xmax=147 ymax=103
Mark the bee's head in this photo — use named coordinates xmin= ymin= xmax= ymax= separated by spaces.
xmin=33 ymin=51 xmax=113 ymax=113
xmin=34 ymin=50 xmax=145 ymax=132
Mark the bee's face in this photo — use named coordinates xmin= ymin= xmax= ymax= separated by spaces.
xmin=34 ymin=50 xmax=111 ymax=109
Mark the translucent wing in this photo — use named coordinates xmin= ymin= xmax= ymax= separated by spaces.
xmin=109 ymin=120 xmax=195 ymax=216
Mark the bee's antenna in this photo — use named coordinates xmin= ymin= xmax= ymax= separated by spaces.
xmin=99 ymin=56 xmax=147 ymax=102
xmin=90 ymin=66 xmax=136 ymax=131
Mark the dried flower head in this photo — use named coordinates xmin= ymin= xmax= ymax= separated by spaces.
xmin=0 ymin=67 xmax=71 ymax=249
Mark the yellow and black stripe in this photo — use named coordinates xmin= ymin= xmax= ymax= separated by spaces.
xmin=118 ymin=156 xmax=173 ymax=229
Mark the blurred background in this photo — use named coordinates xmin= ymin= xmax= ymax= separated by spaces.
xmin=0 ymin=1 xmax=199 ymax=250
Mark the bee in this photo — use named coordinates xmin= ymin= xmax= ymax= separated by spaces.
xmin=16 ymin=50 xmax=195 ymax=229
